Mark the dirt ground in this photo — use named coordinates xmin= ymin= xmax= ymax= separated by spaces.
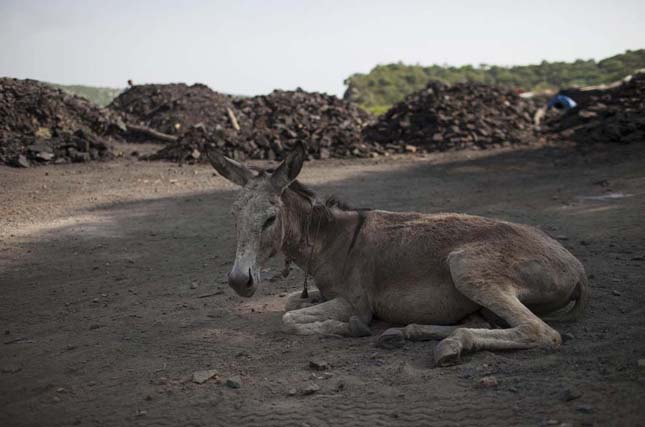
xmin=1 ymin=143 xmax=644 ymax=427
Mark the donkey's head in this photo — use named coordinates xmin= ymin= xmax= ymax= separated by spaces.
xmin=207 ymin=143 xmax=306 ymax=297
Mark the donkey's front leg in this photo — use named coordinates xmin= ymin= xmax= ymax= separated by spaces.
xmin=284 ymin=289 xmax=324 ymax=312
xmin=282 ymin=297 xmax=371 ymax=337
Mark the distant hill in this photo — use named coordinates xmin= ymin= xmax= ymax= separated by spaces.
xmin=344 ymin=49 xmax=645 ymax=114
xmin=48 ymin=83 xmax=123 ymax=107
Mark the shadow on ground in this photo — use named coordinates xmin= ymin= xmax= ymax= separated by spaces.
xmin=1 ymin=144 xmax=645 ymax=426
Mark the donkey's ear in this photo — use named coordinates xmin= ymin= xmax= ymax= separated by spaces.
xmin=271 ymin=141 xmax=306 ymax=191
xmin=206 ymin=148 xmax=255 ymax=186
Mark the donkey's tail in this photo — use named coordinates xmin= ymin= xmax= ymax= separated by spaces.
xmin=545 ymin=275 xmax=590 ymax=323
xmin=565 ymin=274 xmax=590 ymax=321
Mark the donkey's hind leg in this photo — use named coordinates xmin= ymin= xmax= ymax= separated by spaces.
xmin=376 ymin=313 xmax=491 ymax=349
xmin=434 ymin=251 xmax=561 ymax=366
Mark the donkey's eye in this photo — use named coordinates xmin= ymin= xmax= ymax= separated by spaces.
xmin=262 ymin=216 xmax=276 ymax=230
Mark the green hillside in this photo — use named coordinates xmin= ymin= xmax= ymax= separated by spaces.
xmin=344 ymin=49 xmax=645 ymax=113
xmin=48 ymin=83 xmax=123 ymax=107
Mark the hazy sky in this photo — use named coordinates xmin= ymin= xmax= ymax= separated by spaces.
xmin=1 ymin=0 xmax=644 ymax=96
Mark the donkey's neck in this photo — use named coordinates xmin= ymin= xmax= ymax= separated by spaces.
xmin=280 ymin=189 xmax=357 ymax=278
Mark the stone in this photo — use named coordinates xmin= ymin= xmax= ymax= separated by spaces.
xmin=477 ymin=376 xmax=498 ymax=388
xmin=14 ymin=155 xmax=30 ymax=168
xmin=1 ymin=365 xmax=22 ymax=374
xmin=308 ymin=359 xmax=330 ymax=371
xmin=559 ymin=388 xmax=582 ymax=402
xmin=612 ymin=290 xmax=621 ymax=296
xmin=225 ymin=375 xmax=241 ymax=389
xmin=404 ymin=144 xmax=417 ymax=153
xmin=192 ymin=369 xmax=218 ymax=384
xmin=302 ymin=383 xmax=320 ymax=395
xmin=575 ymin=403 xmax=593 ymax=414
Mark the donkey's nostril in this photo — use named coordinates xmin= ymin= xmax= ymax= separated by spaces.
xmin=246 ymin=269 xmax=254 ymax=288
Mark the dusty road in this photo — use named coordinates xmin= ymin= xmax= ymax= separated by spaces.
xmin=1 ymin=144 xmax=644 ymax=426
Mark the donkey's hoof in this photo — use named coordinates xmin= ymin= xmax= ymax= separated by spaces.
xmin=349 ymin=316 xmax=372 ymax=337
xmin=376 ymin=328 xmax=405 ymax=349
xmin=434 ymin=338 xmax=462 ymax=366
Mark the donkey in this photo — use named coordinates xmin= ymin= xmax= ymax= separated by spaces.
xmin=207 ymin=142 xmax=589 ymax=366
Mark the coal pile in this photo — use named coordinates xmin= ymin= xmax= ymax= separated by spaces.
xmin=234 ymin=89 xmax=375 ymax=159
xmin=362 ymin=81 xmax=538 ymax=151
xmin=544 ymin=71 xmax=645 ymax=144
xmin=0 ymin=78 xmax=121 ymax=167
xmin=148 ymin=88 xmax=376 ymax=163
xmin=109 ymin=83 xmax=244 ymax=137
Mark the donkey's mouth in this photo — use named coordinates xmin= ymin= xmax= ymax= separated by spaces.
xmin=228 ymin=267 xmax=259 ymax=298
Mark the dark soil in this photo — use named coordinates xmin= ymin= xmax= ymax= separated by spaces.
xmin=1 ymin=143 xmax=644 ymax=426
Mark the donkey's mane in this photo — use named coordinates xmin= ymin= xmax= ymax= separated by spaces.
xmin=288 ymin=180 xmax=353 ymax=212
xmin=260 ymin=166 xmax=354 ymax=212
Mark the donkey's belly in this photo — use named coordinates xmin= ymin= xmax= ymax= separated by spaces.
xmin=371 ymin=280 xmax=479 ymax=325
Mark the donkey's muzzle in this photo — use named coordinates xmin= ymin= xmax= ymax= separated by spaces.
xmin=228 ymin=267 xmax=257 ymax=297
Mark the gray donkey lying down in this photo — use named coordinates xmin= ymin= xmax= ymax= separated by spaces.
xmin=208 ymin=142 xmax=589 ymax=366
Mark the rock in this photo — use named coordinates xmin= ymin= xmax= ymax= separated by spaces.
xmin=575 ymin=403 xmax=593 ymax=414
xmin=404 ymin=144 xmax=417 ymax=153
xmin=1 ymin=365 xmax=22 ymax=374
xmin=287 ymin=388 xmax=297 ymax=396
xmin=302 ymin=383 xmax=320 ymax=395
xmin=13 ymin=155 xmax=30 ymax=168
xmin=561 ymin=332 xmax=575 ymax=343
xmin=308 ymin=359 xmax=330 ymax=371
xmin=559 ymin=388 xmax=582 ymax=402
xmin=638 ymin=359 xmax=645 ymax=369
xmin=192 ymin=369 xmax=218 ymax=384
xmin=477 ymin=376 xmax=498 ymax=388
xmin=612 ymin=290 xmax=621 ymax=296
xmin=225 ymin=375 xmax=241 ymax=389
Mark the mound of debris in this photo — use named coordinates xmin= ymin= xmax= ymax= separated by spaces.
xmin=109 ymin=83 xmax=244 ymax=137
xmin=147 ymin=88 xmax=376 ymax=163
xmin=543 ymin=71 xmax=645 ymax=144
xmin=362 ymin=81 xmax=538 ymax=151
xmin=0 ymin=78 xmax=122 ymax=167
xmin=235 ymin=89 xmax=375 ymax=159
